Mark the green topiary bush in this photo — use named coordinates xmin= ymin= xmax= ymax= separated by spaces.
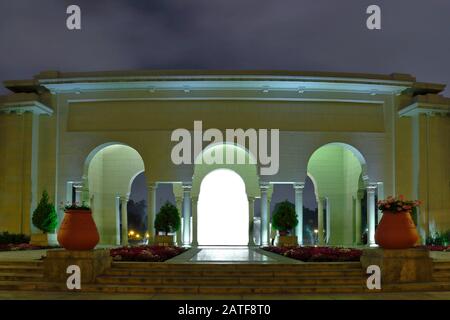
xmin=154 ymin=201 xmax=181 ymax=235
xmin=32 ymin=190 xmax=58 ymax=234
xmin=271 ymin=200 xmax=298 ymax=234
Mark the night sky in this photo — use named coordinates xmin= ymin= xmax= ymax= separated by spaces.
xmin=1 ymin=1 xmax=449 ymax=216
xmin=0 ymin=0 xmax=449 ymax=95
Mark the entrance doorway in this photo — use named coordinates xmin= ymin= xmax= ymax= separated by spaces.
xmin=197 ymin=169 xmax=249 ymax=245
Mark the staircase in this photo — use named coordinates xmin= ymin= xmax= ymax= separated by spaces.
xmin=86 ymin=261 xmax=369 ymax=294
xmin=0 ymin=259 xmax=449 ymax=295
xmin=0 ymin=260 xmax=47 ymax=291
xmin=433 ymin=261 xmax=450 ymax=282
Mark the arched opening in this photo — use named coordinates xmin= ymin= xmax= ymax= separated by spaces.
xmin=84 ymin=143 xmax=146 ymax=245
xmin=198 ymin=169 xmax=249 ymax=245
xmin=307 ymin=143 xmax=368 ymax=246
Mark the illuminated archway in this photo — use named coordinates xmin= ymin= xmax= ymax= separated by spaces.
xmin=198 ymin=168 xmax=249 ymax=245
xmin=84 ymin=143 xmax=146 ymax=245
xmin=307 ymin=142 xmax=368 ymax=245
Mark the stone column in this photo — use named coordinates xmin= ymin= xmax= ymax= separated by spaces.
xmin=147 ymin=183 xmax=157 ymax=242
xmin=294 ymin=183 xmax=305 ymax=245
xmin=260 ymin=184 xmax=270 ymax=246
xmin=191 ymin=196 xmax=198 ymax=246
xmin=182 ymin=184 xmax=192 ymax=245
xmin=75 ymin=187 xmax=82 ymax=205
xmin=120 ymin=196 xmax=129 ymax=246
xmin=355 ymin=190 xmax=364 ymax=245
xmin=175 ymin=196 xmax=183 ymax=246
xmin=248 ymin=196 xmax=256 ymax=246
xmin=317 ymin=197 xmax=324 ymax=245
xmin=367 ymin=184 xmax=377 ymax=246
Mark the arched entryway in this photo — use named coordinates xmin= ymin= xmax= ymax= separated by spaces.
xmin=198 ymin=169 xmax=249 ymax=245
xmin=192 ymin=143 xmax=260 ymax=246
xmin=82 ymin=143 xmax=146 ymax=245
xmin=307 ymin=142 xmax=370 ymax=246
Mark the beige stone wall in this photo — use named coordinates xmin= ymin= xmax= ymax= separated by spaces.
xmin=0 ymin=113 xmax=32 ymax=234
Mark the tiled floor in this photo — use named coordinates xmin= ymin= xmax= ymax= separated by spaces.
xmin=189 ymin=247 xmax=276 ymax=263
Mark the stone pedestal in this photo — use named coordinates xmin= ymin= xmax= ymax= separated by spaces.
xmin=277 ymin=235 xmax=298 ymax=247
xmin=30 ymin=233 xmax=57 ymax=246
xmin=155 ymin=235 xmax=175 ymax=246
xmin=361 ymin=248 xmax=432 ymax=284
xmin=44 ymin=249 xmax=112 ymax=284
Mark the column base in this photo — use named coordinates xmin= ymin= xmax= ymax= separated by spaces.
xmin=361 ymin=248 xmax=433 ymax=284
xmin=44 ymin=249 xmax=112 ymax=284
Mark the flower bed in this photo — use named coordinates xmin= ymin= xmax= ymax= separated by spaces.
xmin=110 ymin=245 xmax=187 ymax=262
xmin=0 ymin=243 xmax=52 ymax=251
xmin=263 ymin=246 xmax=362 ymax=262
xmin=423 ymin=245 xmax=449 ymax=252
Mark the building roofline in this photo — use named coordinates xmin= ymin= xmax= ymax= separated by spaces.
xmin=3 ymin=69 xmax=446 ymax=95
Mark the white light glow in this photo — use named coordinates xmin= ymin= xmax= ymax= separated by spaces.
xmin=198 ymin=169 xmax=249 ymax=245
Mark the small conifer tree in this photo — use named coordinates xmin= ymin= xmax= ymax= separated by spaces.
xmin=32 ymin=190 xmax=58 ymax=233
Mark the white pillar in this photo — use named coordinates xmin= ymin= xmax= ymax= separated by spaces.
xmin=260 ymin=184 xmax=270 ymax=246
xmin=182 ymin=184 xmax=192 ymax=246
xmin=294 ymin=183 xmax=305 ymax=245
xmin=355 ymin=190 xmax=364 ymax=245
xmin=175 ymin=196 xmax=183 ymax=246
xmin=115 ymin=196 xmax=121 ymax=245
xmin=147 ymin=183 xmax=157 ymax=242
xmin=248 ymin=196 xmax=256 ymax=246
xmin=325 ymin=197 xmax=331 ymax=244
xmin=120 ymin=196 xmax=129 ymax=246
xmin=367 ymin=184 xmax=377 ymax=246
xmin=317 ymin=197 xmax=324 ymax=245
xmin=75 ymin=187 xmax=82 ymax=205
xmin=191 ymin=196 xmax=198 ymax=246
xmin=377 ymin=182 xmax=384 ymax=223
xmin=30 ymin=113 xmax=40 ymax=234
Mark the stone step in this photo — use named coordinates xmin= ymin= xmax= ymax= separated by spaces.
xmin=80 ymin=283 xmax=370 ymax=294
xmin=0 ymin=273 xmax=44 ymax=281
xmin=103 ymin=268 xmax=363 ymax=278
xmin=0 ymin=266 xmax=43 ymax=273
xmin=0 ymin=261 xmax=42 ymax=267
xmin=111 ymin=262 xmax=362 ymax=271
xmin=383 ymin=281 xmax=450 ymax=292
xmin=433 ymin=262 xmax=450 ymax=270
xmin=96 ymin=275 xmax=365 ymax=286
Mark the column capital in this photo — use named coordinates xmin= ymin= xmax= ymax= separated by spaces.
xmin=247 ymin=196 xmax=256 ymax=202
xmin=147 ymin=182 xmax=158 ymax=190
xmin=260 ymin=183 xmax=270 ymax=192
xmin=119 ymin=195 xmax=129 ymax=202
xmin=182 ymin=183 xmax=192 ymax=192
xmin=293 ymin=182 xmax=305 ymax=192
xmin=366 ymin=184 xmax=377 ymax=194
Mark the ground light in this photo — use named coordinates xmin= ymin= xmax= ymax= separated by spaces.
xmin=197 ymin=168 xmax=249 ymax=245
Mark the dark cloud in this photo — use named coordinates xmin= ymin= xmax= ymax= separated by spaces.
xmin=0 ymin=0 xmax=449 ymax=94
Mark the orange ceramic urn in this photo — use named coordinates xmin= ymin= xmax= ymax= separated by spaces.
xmin=57 ymin=210 xmax=100 ymax=250
xmin=375 ymin=211 xmax=419 ymax=249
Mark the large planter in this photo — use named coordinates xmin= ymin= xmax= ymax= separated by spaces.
xmin=375 ymin=211 xmax=419 ymax=249
xmin=57 ymin=209 xmax=99 ymax=250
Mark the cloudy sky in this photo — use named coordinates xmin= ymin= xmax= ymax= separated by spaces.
xmin=0 ymin=0 xmax=449 ymax=95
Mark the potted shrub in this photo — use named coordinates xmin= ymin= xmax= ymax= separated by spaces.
xmin=375 ymin=195 xmax=420 ymax=249
xmin=57 ymin=201 xmax=99 ymax=250
xmin=154 ymin=201 xmax=181 ymax=246
xmin=30 ymin=190 xmax=58 ymax=246
xmin=271 ymin=200 xmax=298 ymax=247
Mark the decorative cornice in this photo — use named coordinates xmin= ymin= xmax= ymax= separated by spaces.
xmin=399 ymin=94 xmax=450 ymax=117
